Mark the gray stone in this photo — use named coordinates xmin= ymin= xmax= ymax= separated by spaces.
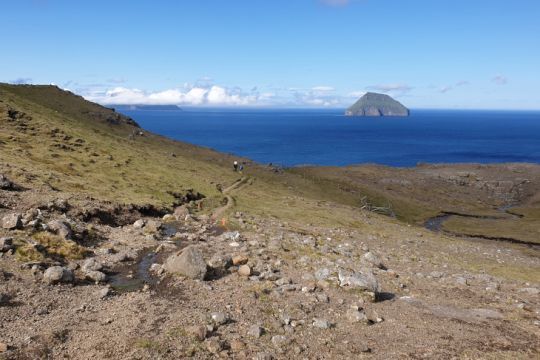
xmin=205 ymin=338 xmax=223 ymax=354
xmin=271 ymin=335 xmax=288 ymax=347
xmin=207 ymin=254 xmax=232 ymax=271
xmin=43 ymin=266 xmax=73 ymax=285
xmin=82 ymin=258 xmax=103 ymax=272
xmin=316 ymin=293 xmax=330 ymax=303
xmin=238 ymin=264 xmax=251 ymax=277
xmin=248 ymin=325 xmax=264 ymax=338
xmin=98 ymin=288 xmax=111 ymax=299
xmin=0 ymin=237 xmax=14 ymax=252
xmin=47 ymin=219 xmax=73 ymax=239
xmin=144 ymin=220 xmax=162 ymax=233
xmin=0 ymin=174 xmax=15 ymax=190
xmin=519 ymin=287 xmax=539 ymax=295
xmin=85 ymin=270 xmax=107 ymax=283
xmin=1 ymin=213 xmax=22 ymax=230
xmin=456 ymin=277 xmax=469 ymax=286
xmin=186 ymin=325 xmax=207 ymax=341
xmin=338 ymin=269 xmax=380 ymax=294
xmin=275 ymin=277 xmax=292 ymax=286
xmin=362 ymin=252 xmax=384 ymax=269
xmin=133 ymin=219 xmax=146 ymax=229
xmin=314 ymin=268 xmax=331 ymax=281
xmin=346 ymin=308 xmax=369 ymax=323
xmin=210 ymin=312 xmax=229 ymax=325
xmin=312 ymin=318 xmax=332 ymax=329
xmin=164 ymin=246 xmax=207 ymax=280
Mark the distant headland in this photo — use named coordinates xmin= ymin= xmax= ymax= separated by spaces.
xmin=345 ymin=92 xmax=409 ymax=117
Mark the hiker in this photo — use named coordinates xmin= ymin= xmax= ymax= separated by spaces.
xmin=239 ymin=164 xmax=244 ymax=172
xmin=233 ymin=161 xmax=238 ymax=172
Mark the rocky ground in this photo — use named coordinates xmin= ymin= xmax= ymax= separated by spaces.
xmin=1 ymin=173 xmax=539 ymax=359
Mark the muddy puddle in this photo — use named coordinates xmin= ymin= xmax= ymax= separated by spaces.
xmin=109 ymin=221 xmax=229 ymax=292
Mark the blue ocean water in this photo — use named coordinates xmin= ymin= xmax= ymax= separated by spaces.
xmin=121 ymin=108 xmax=540 ymax=167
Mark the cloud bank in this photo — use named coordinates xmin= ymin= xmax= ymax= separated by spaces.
xmin=86 ymin=85 xmax=259 ymax=106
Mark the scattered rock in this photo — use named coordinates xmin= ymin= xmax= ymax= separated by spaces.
xmin=208 ymin=254 xmax=232 ymax=271
xmin=238 ymin=264 xmax=251 ymax=277
xmin=98 ymin=287 xmax=111 ymax=299
xmin=316 ymin=293 xmax=330 ymax=303
xmin=248 ymin=325 xmax=264 ymax=338
xmin=271 ymin=335 xmax=289 ymax=347
xmin=346 ymin=307 xmax=369 ymax=323
xmin=210 ymin=312 xmax=230 ymax=326
xmin=43 ymin=266 xmax=74 ymax=285
xmin=162 ymin=214 xmax=174 ymax=222
xmin=338 ymin=269 xmax=380 ymax=299
xmin=315 ymin=268 xmax=331 ymax=281
xmin=312 ymin=318 xmax=332 ymax=329
xmin=186 ymin=325 xmax=207 ymax=342
xmin=144 ymin=220 xmax=162 ymax=233
xmin=1 ymin=213 xmax=22 ymax=230
xmin=82 ymin=258 xmax=103 ymax=272
xmin=0 ymin=237 xmax=14 ymax=252
xmin=232 ymin=254 xmax=249 ymax=266
xmin=164 ymin=246 xmax=207 ymax=280
xmin=47 ymin=219 xmax=73 ymax=239
xmin=362 ymin=252 xmax=385 ymax=269
xmin=519 ymin=287 xmax=539 ymax=295
xmin=0 ymin=342 xmax=7 ymax=353
xmin=133 ymin=219 xmax=146 ymax=229
xmin=205 ymin=338 xmax=223 ymax=354
xmin=85 ymin=270 xmax=107 ymax=283
xmin=456 ymin=277 xmax=469 ymax=286
xmin=0 ymin=174 xmax=16 ymax=190
xmin=230 ymin=339 xmax=246 ymax=352
xmin=173 ymin=205 xmax=189 ymax=220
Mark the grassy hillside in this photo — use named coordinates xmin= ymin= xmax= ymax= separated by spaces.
xmin=0 ymin=84 xmax=379 ymax=227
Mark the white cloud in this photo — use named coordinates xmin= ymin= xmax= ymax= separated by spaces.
xmin=439 ymin=85 xmax=452 ymax=93
xmin=311 ymin=86 xmax=335 ymax=92
xmin=456 ymin=80 xmax=470 ymax=87
xmin=348 ymin=91 xmax=366 ymax=98
xmin=492 ymin=75 xmax=508 ymax=85
xmin=368 ymin=83 xmax=412 ymax=94
xmin=86 ymin=85 xmax=259 ymax=106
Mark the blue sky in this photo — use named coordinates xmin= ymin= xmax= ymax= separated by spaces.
xmin=1 ymin=0 xmax=539 ymax=109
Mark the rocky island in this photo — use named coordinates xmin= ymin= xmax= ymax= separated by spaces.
xmin=346 ymin=92 xmax=409 ymax=117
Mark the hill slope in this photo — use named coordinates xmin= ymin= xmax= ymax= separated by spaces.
xmin=0 ymin=84 xmax=538 ymax=359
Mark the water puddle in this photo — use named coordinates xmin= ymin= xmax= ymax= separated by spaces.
xmin=109 ymin=250 xmax=159 ymax=293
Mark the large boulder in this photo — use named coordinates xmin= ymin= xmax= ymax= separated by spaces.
xmin=43 ymin=266 xmax=74 ymax=285
xmin=338 ymin=269 xmax=380 ymax=300
xmin=164 ymin=246 xmax=207 ymax=280
xmin=1 ymin=213 xmax=22 ymax=230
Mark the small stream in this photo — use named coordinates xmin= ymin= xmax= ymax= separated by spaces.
xmin=423 ymin=204 xmax=538 ymax=247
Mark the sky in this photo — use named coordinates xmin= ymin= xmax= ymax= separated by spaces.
xmin=1 ymin=0 xmax=539 ymax=109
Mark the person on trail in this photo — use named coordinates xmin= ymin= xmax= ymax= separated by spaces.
xmin=233 ymin=161 xmax=238 ymax=172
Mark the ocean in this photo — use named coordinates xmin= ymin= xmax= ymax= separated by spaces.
xmin=120 ymin=108 xmax=540 ymax=167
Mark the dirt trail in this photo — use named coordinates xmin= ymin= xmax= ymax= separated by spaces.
xmin=211 ymin=177 xmax=248 ymax=221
